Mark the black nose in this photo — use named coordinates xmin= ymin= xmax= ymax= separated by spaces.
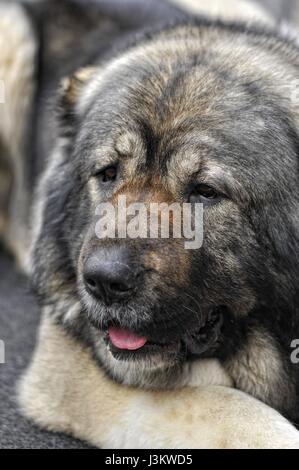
xmin=83 ymin=248 xmax=142 ymax=304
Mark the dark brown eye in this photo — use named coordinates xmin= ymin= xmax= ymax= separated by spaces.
xmin=99 ymin=166 xmax=117 ymax=183
xmin=189 ymin=184 xmax=222 ymax=204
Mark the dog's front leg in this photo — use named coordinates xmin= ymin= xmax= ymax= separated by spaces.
xmin=18 ymin=313 xmax=299 ymax=449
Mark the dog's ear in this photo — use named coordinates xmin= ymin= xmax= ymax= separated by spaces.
xmin=61 ymin=67 xmax=96 ymax=107
xmin=58 ymin=66 xmax=96 ymax=136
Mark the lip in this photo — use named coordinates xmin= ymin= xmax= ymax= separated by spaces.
xmin=104 ymin=331 xmax=180 ymax=361
xmin=93 ymin=306 xmax=224 ymax=362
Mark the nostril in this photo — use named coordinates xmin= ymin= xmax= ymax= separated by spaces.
xmin=110 ymin=282 xmax=132 ymax=293
xmin=85 ymin=277 xmax=96 ymax=288
xmin=83 ymin=249 xmax=144 ymax=303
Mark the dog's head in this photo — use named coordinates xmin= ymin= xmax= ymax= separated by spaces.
xmin=32 ymin=25 xmax=299 ymax=386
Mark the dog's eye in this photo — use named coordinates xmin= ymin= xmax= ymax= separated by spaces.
xmin=97 ymin=166 xmax=117 ymax=183
xmin=189 ymin=184 xmax=222 ymax=204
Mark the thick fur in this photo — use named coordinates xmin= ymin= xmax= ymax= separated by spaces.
xmin=18 ymin=314 xmax=299 ymax=449
xmin=1 ymin=0 xmax=299 ymax=449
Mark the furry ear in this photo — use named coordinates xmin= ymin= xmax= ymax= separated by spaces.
xmin=58 ymin=66 xmax=96 ymax=137
xmin=61 ymin=67 xmax=96 ymax=107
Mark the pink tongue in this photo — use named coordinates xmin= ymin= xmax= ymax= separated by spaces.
xmin=108 ymin=326 xmax=147 ymax=350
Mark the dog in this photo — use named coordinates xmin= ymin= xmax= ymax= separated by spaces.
xmin=1 ymin=0 xmax=299 ymax=448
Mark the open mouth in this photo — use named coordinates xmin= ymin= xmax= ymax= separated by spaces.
xmin=104 ymin=325 xmax=180 ymax=360
xmin=103 ymin=307 xmax=224 ymax=362
xmin=108 ymin=326 xmax=148 ymax=350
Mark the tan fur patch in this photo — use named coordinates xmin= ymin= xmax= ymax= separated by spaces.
xmin=115 ymin=132 xmax=145 ymax=159
xmin=62 ymin=67 xmax=96 ymax=106
xmin=225 ymin=329 xmax=295 ymax=410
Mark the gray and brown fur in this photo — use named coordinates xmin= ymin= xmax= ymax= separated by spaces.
xmin=1 ymin=0 xmax=299 ymax=431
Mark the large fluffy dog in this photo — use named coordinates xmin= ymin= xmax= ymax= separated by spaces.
xmin=1 ymin=0 xmax=299 ymax=448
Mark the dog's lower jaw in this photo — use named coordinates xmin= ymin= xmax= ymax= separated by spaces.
xmin=92 ymin=334 xmax=183 ymax=388
xmin=91 ymin=330 xmax=232 ymax=389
